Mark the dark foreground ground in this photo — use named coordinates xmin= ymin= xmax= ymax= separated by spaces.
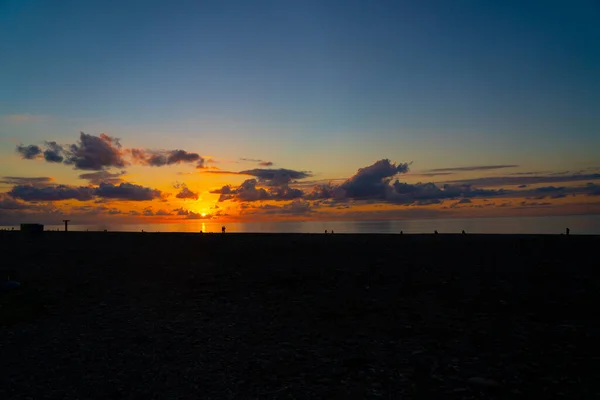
xmin=1 ymin=232 xmax=599 ymax=399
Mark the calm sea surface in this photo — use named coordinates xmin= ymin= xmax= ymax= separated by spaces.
xmin=9 ymin=215 xmax=600 ymax=235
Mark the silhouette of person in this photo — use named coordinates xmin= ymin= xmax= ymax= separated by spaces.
xmin=400 ymin=230 xmax=403 ymax=235
xmin=462 ymin=230 xmax=466 ymax=235
xmin=331 ymin=230 xmax=334 ymax=234
xmin=434 ymin=230 xmax=438 ymax=234
xmin=566 ymin=227 xmax=570 ymax=235
xmin=325 ymin=230 xmax=328 ymax=234
xmin=222 ymin=226 xmax=226 ymax=233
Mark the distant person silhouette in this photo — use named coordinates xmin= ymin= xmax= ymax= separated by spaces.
xmin=331 ymin=230 xmax=334 ymax=234
xmin=222 ymin=226 xmax=226 ymax=233
xmin=325 ymin=230 xmax=328 ymax=234
xmin=400 ymin=230 xmax=403 ymax=235
xmin=434 ymin=230 xmax=438 ymax=234
xmin=566 ymin=228 xmax=570 ymax=235
xmin=462 ymin=230 xmax=466 ymax=235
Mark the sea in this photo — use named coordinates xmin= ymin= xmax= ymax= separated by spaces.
xmin=7 ymin=215 xmax=600 ymax=235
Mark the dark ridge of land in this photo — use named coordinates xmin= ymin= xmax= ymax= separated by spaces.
xmin=1 ymin=232 xmax=599 ymax=399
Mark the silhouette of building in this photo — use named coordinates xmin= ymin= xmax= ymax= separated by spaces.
xmin=20 ymin=223 xmax=43 ymax=235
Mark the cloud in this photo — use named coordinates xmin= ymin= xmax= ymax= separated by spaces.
xmin=211 ymin=179 xmax=271 ymax=202
xmin=155 ymin=209 xmax=172 ymax=216
xmin=173 ymin=208 xmax=212 ymax=219
xmin=338 ymin=159 xmax=410 ymax=199
xmin=304 ymin=181 xmax=347 ymax=200
xmin=239 ymin=158 xmax=274 ymax=167
xmin=43 ymin=141 xmax=65 ymax=163
xmin=94 ymin=182 xmax=162 ymax=201
xmin=0 ymin=176 xmax=53 ymax=186
xmin=0 ymin=193 xmax=32 ymax=210
xmin=388 ymin=181 xmax=507 ymax=204
xmin=130 ymin=149 xmax=204 ymax=168
xmin=8 ymin=184 xmax=95 ymax=201
xmin=16 ymin=144 xmax=42 ymax=159
xmin=242 ymin=199 xmax=315 ymax=216
xmin=211 ymin=177 xmax=306 ymax=202
xmin=174 ymin=183 xmax=199 ymax=200
xmin=446 ymin=173 xmax=600 ymax=187
xmin=410 ymin=172 xmax=455 ymax=177
xmin=64 ymin=132 xmax=128 ymax=170
xmin=238 ymin=168 xmax=312 ymax=186
xmin=78 ymin=170 xmax=126 ymax=185
xmin=427 ymin=165 xmax=519 ymax=172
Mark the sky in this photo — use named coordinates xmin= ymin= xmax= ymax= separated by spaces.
xmin=1 ymin=0 xmax=599 ymax=226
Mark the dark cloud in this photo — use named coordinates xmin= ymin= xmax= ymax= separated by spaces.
xmin=446 ymin=173 xmax=600 ymax=187
xmin=43 ymin=141 xmax=64 ymax=163
xmin=242 ymin=200 xmax=315 ymax=216
xmin=240 ymin=158 xmax=273 ymax=166
xmin=339 ymin=159 xmax=410 ymax=199
xmin=238 ymin=168 xmax=312 ymax=186
xmin=519 ymin=183 xmax=600 ymax=199
xmin=0 ymin=193 xmax=32 ymax=210
xmin=268 ymin=185 xmax=304 ymax=200
xmin=212 ymin=179 xmax=271 ymax=202
xmin=413 ymin=199 xmax=442 ymax=206
xmin=16 ymin=144 xmax=42 ymax=159
xmin=518 ymin=184 xmax=527 ymax=188
xmin=131 ymin=149 xmax=204 ymax=168
xmin=64 ymin=132 xmax=128 ymax=170
xmin=174 ymin=183 xmax=199 ymax=200
xmin=428 ymin=165 xmax=519 ymax=172
xmin=155 ymin=209 xmax=172 ymax=216
xmin=211 ymin=177 xmax=306 ymax=202
xmin=94 ymin=183 xmax=162 ymax=201
xmin=388 ymin=182 xmax=507 ymax=204
xmin=410 ymin=172 xmax=455 ymax=177
xmin=0 ymin=176 xmax=53 ymax=186
xmin=8 ymin=184 xmax=95 ymax=201
xmin=79 ymin=170 xmax=126 ymax=185
xmin=304 ymin=182 xmax=347 ymax=200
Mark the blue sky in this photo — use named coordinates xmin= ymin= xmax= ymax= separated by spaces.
xmin=1 ymin=0 xmax=599 ymax=224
